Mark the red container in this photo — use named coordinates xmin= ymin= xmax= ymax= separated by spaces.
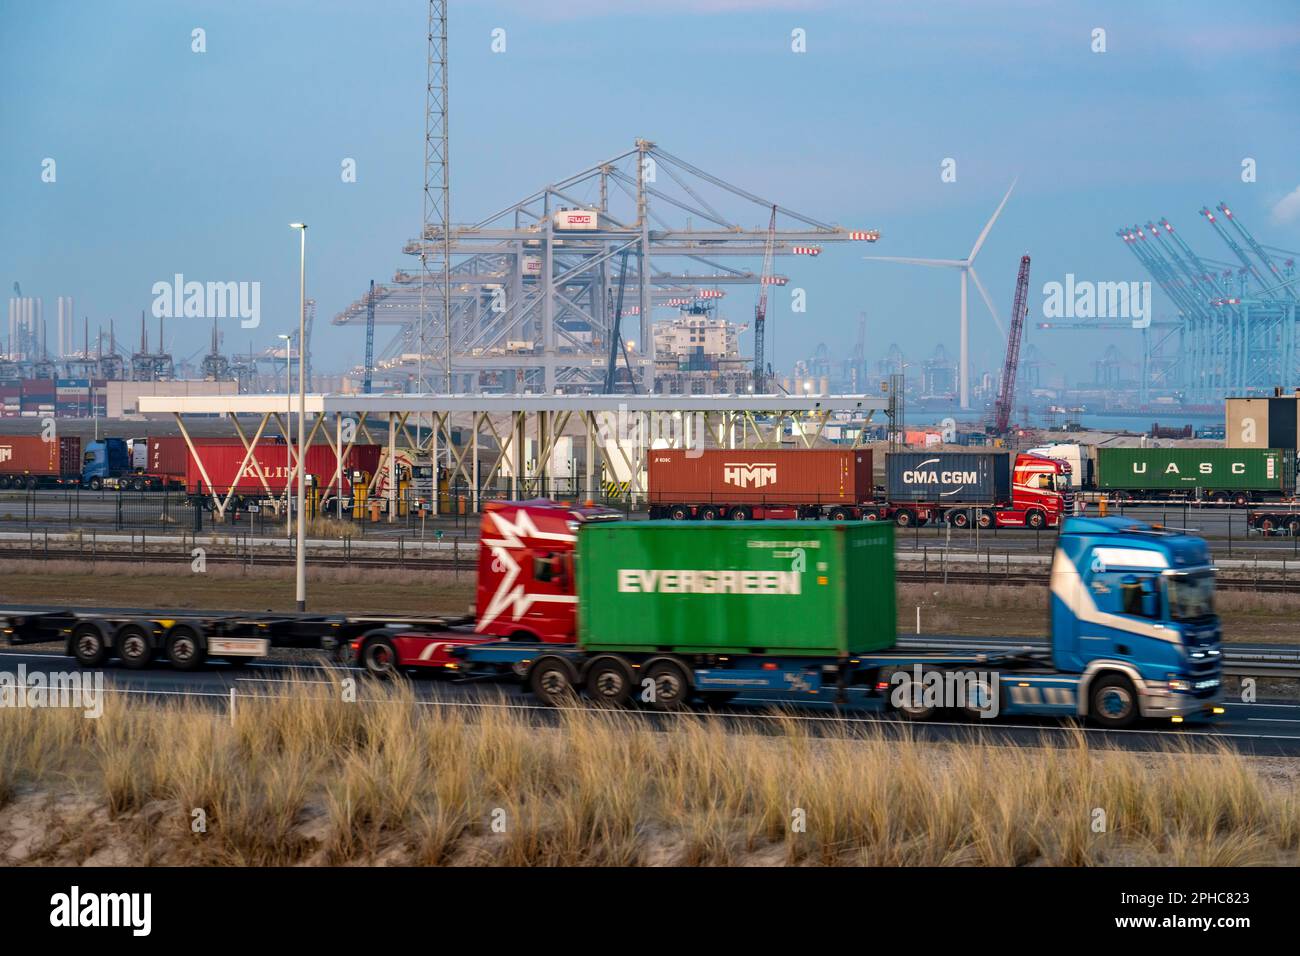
xmin=185 ymin=442 xmax=381 ymax=494
xmin=647 ymin=448 xmax=873 ymax=506
xmin=0 ymin=435 xmax=81 ymax=477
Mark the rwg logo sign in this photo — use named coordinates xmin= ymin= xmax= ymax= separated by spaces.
xmin=723 ymin=462 xmax=777 ymax=489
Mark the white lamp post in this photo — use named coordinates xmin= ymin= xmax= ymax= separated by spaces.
xmin=289 ymin=223 xmax=308 ymax=611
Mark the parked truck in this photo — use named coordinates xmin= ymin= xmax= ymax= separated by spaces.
xmin=1031 ymin=443 xmax=1294 ymax=505
xmin=0 ymin=435 xmax=82 ymax=489
xmin=81 ymin=437 xmax=180 ymax=491
xmin=647 ymin=448 xmax=1071 ymax=529
xmin=343 ymin=500 xmax=1224 ymax=729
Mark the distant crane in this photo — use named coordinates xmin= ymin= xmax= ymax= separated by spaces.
xmin=993 ymin=254 xmax=1031 ymax=435
xmin=364 ymin=279 xmax=376 ymax=394
xmin=752 ymin=205 xmax=777 ymax=391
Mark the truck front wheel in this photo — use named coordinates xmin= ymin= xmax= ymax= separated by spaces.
xmin=1088 ymin=674 xmax=1139 ymax=729
xmin=87 ymin=477 xmax=103 ymax=491
xmin=976 ymin=509 xmax=993 ymax=529
xmin=361 ymin=635 xmax=402 ymax=679
xmin=1026 ymin=510 xmax=1046 ymax=530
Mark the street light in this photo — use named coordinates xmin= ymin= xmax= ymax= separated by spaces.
xmin=289 ymin=223 xmax=307 ymax=612
xmin=277 ymin=333 xmax=293 ymax=541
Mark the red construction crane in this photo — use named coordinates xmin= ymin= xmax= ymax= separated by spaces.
xmin=752 ymin=205 xmax=777 ymax=391
xmin=993 ymin=254 xmax=1031 ymax=435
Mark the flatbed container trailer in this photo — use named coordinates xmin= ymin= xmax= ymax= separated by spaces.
xmin=348 ymin=502 xmax=1221 ymax=728
xmin=1091 ymin=447 xmax=1292 ymax=505
xmin=0 ymin=605 xmax=456 ymax=671
xmin=0 ymin=435 xmax=81 ymax=489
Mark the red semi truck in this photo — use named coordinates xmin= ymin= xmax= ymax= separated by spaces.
xmin=647 ymin=448 xmax=1072 ymax=529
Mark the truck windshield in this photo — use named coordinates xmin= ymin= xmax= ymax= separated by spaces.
xmin=1166 ymin=571 xmax=1215 ymax=621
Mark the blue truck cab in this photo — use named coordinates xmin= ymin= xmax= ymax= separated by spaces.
xmin=1048 ymin=516 xmax=1223 ymax=723
xmin=81 ymin=438 xmax=131 ymax=489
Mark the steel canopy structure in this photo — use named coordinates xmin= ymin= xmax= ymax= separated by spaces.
xmin=140 ymin=392 xmax=889 ymax=519
xmin=332 ymin=139 xmax=879 ymax=394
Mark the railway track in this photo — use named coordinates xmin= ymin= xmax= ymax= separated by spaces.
xmin=3 ymin=544 xmax=1300 ymax=594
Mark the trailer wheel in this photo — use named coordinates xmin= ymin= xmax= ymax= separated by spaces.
xmin=728 ymin=506 xmax=751 ymax=521
xmin=948 ymin=509 xmax=970 ymax=529
xmin=976 ymin=509 xmax=993 ymax=529
xmin=361 ymin=635 xmax=402 ymax=679
xmin=0 ymin=476 xmax=9 ymax=489
xmin=24 ymin=476 xmax=37 ymax=490
xmin=894 ymin=508 xmax=915 ymax=528
xmin=862 ymin=511 xmax=880 ymax=521
xmin=1288 ymin=518 xmax=1300 ymax=537
xmin=116 ymin=625 xmax=155 ymax=670
xmin=1026 ymin=510 xmax=1046 ymax=530
xmin=529 ymin=656 xmax=578 ymax=706
xmin=166 ymin=627 xmax=206 ymax=672
xmin=890 ymin=671 xmax=937 ymax=721
xmin=71 ymin=623 xmax=110 ymax=668
xmin=642 ymin=659 xmax=691 ymax=711
xmin=1259 ymin=517 xmax=1276 ymax=533
xmin=1088 ymin=673 xmax=1138 ymax=729
xmin=698 ymin=505 xmax=720 ymax=521
xmin=1233 ymin=493 xmax=1249 ymax=508
xmin=584 ymin=656 xmax=633 ymax=706
xmin=828 ymin=506 xmax=851 ymax=521
xmin=668 ymin=504 xmax=691 ymax=521
xmin=131 ymin=476 xmax=146 ymax=492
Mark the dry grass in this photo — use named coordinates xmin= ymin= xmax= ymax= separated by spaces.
xmin=0 ymin=678 xmax=1297 ymax=866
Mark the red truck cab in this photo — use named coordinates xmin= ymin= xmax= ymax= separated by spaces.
xmin=345 ymin=500 xmax=615 ymax=675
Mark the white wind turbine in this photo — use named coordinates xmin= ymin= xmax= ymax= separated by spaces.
xmin=864 ymin=180 xmax=1015 ymax=409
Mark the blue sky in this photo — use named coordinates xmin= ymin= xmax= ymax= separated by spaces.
xmin=2 ymin=0 xmax=1297 ymax=384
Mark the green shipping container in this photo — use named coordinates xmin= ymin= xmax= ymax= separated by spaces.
xmin=577 ymin=520 xmax=896 ymax=656
xmin=1095 ymin=447 xmax=1294 ymax=491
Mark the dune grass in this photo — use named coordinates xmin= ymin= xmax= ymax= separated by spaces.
xmin=0 ymin=676 xmax=1296 ymax=866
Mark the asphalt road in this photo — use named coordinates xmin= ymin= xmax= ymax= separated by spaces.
xmin=3 ymin=645 xmax=1298 ymax=756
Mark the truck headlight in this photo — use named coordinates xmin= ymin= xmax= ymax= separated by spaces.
xmin=1167 ymin=679 xmax=1192 ymax=692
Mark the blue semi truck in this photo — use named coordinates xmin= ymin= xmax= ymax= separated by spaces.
xmin=429 ymin=512 xmax=1224 ymax=729
xmin=81 ymin=438 xmax=175 ymax=491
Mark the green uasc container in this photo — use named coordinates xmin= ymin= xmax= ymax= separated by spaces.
xmin=1095 ymin=447 xmax=1292 ymax=491
xmin=576 ymin=520 xmax=896 ymax=656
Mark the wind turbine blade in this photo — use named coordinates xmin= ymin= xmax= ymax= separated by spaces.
xmin=967 ymin=178 xmax=1017 ymax=262
xmin=862 ymin=256 xmax=966 ymax=267
xmin=968 ymin=266 xmax=1006 ymax=339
